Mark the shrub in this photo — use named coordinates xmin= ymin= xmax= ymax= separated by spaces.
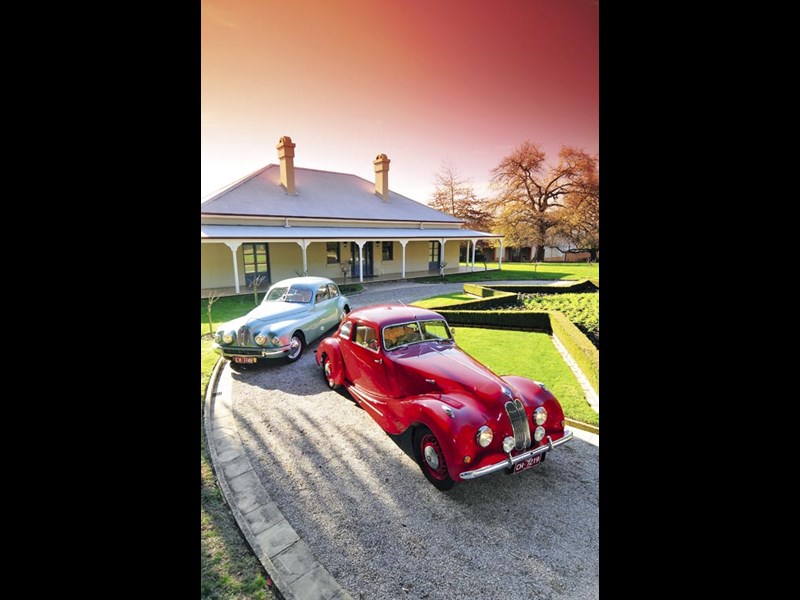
xmin=550 ymin=311 xmax=599 ymax=394
xmin=438 ymin=309 xmax=552 ymax=332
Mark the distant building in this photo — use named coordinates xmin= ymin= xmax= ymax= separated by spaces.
xmin=201 ymin=136 xmax=504 ymax=292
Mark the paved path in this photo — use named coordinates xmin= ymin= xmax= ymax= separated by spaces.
xmin=203 ymin=279 xmax=599 ymax=599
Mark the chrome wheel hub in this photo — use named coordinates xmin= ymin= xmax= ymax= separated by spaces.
xmin=424 ymin=445 xmax=440 ymax=470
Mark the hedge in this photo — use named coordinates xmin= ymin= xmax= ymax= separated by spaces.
xmin=437 ymin=309 xmax=552 ymax=332
xmin=489 ymin=279 xmax=599 ymax=295
xmin=549 ymin=311 xmax=599 ymax=394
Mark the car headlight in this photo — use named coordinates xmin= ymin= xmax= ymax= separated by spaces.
xmin=222 ymin=333 xmax=234 ymax=344
xmin=475 ymin=426 xmax=493 ymax=448
xmin=533 ymin=407 xmax=547 ymax=426
xmin=502 ymin=436 xmax=515 ymax=453
xmin=270 ymin=335 xmax=281 ymax=346
xmin=254 ymin=334 xmax=267 ymax=346
xmin=533 ymin=426 xmax=546 ymax=442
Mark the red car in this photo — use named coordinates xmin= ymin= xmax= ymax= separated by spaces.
xmin=315 ymin=304 xmax=574 ymax=490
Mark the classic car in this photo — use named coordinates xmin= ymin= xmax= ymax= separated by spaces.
xmin=315 ymin=304 xmax=573 ymax=490
xmin=213 ymin=276 xmax=350 ymax=365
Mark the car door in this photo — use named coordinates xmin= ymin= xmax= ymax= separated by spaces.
xmin=312 ymin=284 xmax=336 ymax=336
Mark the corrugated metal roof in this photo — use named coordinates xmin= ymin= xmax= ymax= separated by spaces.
xmin=200 ymin=224 xmax=502 ymax=240
xmin=200 ymin=164 xmax=461 ymax=223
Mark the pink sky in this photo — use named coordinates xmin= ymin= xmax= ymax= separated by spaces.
xmin=201 ymin=0 xmax=598 ymax=203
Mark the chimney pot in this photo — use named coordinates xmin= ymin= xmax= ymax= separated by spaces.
xmin=276 ymin=136 xmax=297 ymax=194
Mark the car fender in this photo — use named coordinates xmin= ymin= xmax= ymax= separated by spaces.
xmin=316 ymin=337 xmax=345 ymax=384
xmin=502 ymin=375 xmax=566 ymax=432
xmin=408 ymin=394 xmax=493 ymax=479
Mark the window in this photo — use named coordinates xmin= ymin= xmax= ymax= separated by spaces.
xmin=354 ymin=324 xmax=378 ymax=350
xmin=327 ymin=283 xmax=339 ymax=298
xmin=326 ymin=242 xmax=340 ymax=264
xmin=242 ymin=243 xmax=270 ymax=285
xmin=339 ymin=321 xmax=352 ymax=339
xmin=382 ymin=241 xmax=393 ymax=261
xmin=315 ymin=286 xmax=330 ymax=303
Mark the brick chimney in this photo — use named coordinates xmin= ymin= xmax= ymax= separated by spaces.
xmin=276 ymin=136 xmax=297 ymax=194
xmin=373 ymin=153 xmax=390 ymax=201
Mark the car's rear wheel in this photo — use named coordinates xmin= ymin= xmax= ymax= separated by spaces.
xmin=321 ymin=354 xmax=340 ymax=389
xmin=286 ymin=332 xmax=305 ymax=362
xmin=413 ymin=426 xmax=455 ymax=491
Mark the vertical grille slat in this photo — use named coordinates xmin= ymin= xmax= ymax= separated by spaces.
xmin=505 ymin=399 xmax=531 ymax=450
xmin=237 ymin=325 xmax=251 ymax=346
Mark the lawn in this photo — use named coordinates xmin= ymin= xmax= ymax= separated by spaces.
xmin=415 ymin=261 xmax=599 ymax=283
xmin=453 ymin=327 xmax=598 ymax=426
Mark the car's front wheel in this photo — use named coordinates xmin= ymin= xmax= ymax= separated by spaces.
xmin=286 ymin=332 xmax=305 ymax=362
xmin=321 ymin=354 xmax=340 ymax=389
xmin=413 ymin=426 xmax=455 ymax=491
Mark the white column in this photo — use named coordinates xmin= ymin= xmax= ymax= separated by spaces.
xmin=440 ymin=239 xmax=447 ymax=276
xmin=471 ymin=240 xmax=477 ymax=272
xmin=356 ymin=241 xmax=365 ymax=282
xmin=498 ymin=240 xmax=503 ymax=270
xmin=400 ymin=240 xmax=408 ymax=278
xmin=224 ymin=241 xmax=242 ymax=293
xmin=295 ymin=240 xmax=309 ymax=276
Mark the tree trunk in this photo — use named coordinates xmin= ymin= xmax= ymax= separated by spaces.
xmin=589 ymin=249 xmax=597 ymax=261
xmin=534 ymin=245 xmax=545 ymax=261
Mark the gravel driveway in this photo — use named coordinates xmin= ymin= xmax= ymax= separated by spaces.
xmin=230 ymin=280 xmax=599 ymax=599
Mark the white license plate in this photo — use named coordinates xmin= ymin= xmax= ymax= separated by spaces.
xmin=233 ymin=356 xmax=257 ymax=364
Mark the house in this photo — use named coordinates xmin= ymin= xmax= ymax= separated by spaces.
xmin=201 ymin=136 xmax=504 ymax=293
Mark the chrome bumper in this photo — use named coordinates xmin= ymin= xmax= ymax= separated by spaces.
xmin=459 ymin=430 xmax=574 ymax=480
xmin=213 ymin=345 xmax=291 ymax=359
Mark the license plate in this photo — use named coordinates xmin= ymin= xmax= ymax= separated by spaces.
xmin=512 ymin=454 xmax=542 ymax=474
xmin=233 ymin=356 xmax=257 ymax=364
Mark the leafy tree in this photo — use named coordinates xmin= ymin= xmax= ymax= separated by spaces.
xmin=488 ymin=142 xmax=598 ymax=262
xmin=552 ymin=151 xmax=599 ymax=260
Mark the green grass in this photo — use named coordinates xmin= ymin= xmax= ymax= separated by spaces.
xmin=454 ymin=327 xmax=598 ymax=426
xmin=416 ymin=261 xmax=599 ymax=283
xmin=412 ymin=292 xmax=478 ymax=308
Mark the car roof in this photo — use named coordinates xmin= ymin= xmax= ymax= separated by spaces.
xmin=347 ymin=304 xmax=445 ymax=327
xmin=268 ymin=276 xmax=335 ymax=288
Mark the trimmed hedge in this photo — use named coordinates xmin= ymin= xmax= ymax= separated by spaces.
xmin=550 ymin=311 xmax=599 ymax=394
xmin=437 ymin=309 xmax=552 ymax=332
xmin=489 ymin=279 xmax=599 ymax=295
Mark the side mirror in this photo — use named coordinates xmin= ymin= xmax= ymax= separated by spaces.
xmin=368 ymin=339 xmax=380 ymax=351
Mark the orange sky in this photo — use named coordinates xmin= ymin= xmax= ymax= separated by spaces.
xmin=201 ymin=0 xmax=598 ymax=203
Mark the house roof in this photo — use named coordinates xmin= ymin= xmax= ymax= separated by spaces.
xmin=200 ymin=224 xmax=501 ymax=241
xmin=200 ymin=164 xmax=461 ymax=223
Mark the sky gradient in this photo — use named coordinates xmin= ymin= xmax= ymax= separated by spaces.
xmin=201 ymin=0 xmax=598 ymax=203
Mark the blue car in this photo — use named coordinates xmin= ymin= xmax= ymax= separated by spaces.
xmin=213 ymin=276 xmax=350 ymax=364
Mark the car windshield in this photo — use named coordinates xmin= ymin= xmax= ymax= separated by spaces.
xmin=383 ymin=319 xmax=452 ymax=350
xmin=263 ymin=285 xmax=313 ymax=304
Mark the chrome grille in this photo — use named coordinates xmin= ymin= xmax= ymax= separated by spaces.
xmin=505 ymin=399 xmax=531 ymax=450
xmin=237 ymin=325 xmax=251 ymax=346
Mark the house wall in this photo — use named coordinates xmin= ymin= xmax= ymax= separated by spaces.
xmin=201 ymin=243 xmax=236 ymax=288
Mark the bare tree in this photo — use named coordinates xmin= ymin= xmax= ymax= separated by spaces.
xmin=429 ymin=161 xmax=494 ymax=260
xmin=206 ymin=290 xmax=222 ymax=336
xmin=552 ymin=151 xmax=599 ymax=260
xmin=249 ymin=274 xmax=268 ymax=305
xmin=488 ymin=142 xmax=597 ymax=262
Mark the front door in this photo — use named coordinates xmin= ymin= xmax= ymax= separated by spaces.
xmin=243 ymin=243 xmax=271 ymax=286
xmin=351 ymin=242 xmax=374 ymax=278
xmin=428 ymin=241 xmax=441 ymax=271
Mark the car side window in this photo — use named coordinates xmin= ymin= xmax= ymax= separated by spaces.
xmin=328 ymin=284 xmax=339 ymax=298
xmin=354 ymin=325 xmax=378 ymax=351
xmin=316 ymin=286 xmax=329 ymax=303
xmin=339 ymin=321 xmax=352 ymax=339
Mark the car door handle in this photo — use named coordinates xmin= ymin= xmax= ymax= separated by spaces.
xmin=374 ymin=358 xmax=382 ymax=364
xmin=425 ymin=378 xmax=436 ymax=384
